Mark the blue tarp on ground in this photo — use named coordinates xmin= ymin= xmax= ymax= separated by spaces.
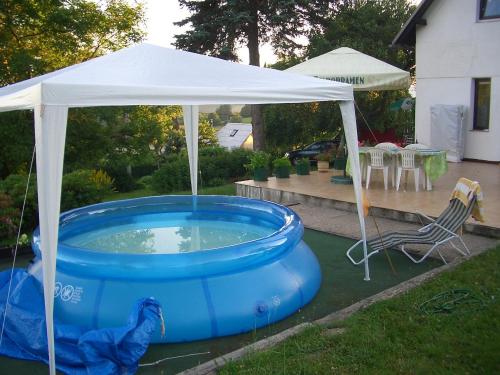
xmin=0 ymin=269 xmax=161 ymax=374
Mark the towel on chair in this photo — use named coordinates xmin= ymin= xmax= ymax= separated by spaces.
xmin=449 ymin=178 xmax=484 ymax=222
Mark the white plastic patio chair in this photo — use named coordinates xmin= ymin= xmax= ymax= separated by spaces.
xmin=404 ymin=143 xmax=430 ymax=189
xmin=375 ymin=142 xmax=400 ymax=187
xmin=366 ymin=148 xmax=390 ymax=190
xmin=396 ymin=149 xmax=420 ymax=192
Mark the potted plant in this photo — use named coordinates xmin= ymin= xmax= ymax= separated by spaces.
xmin=273 ymin=157 xmax=292 ymax=178
xmin=295 ymin=157 xmax=310 ymax=175
xmin=330 ymin=135 xmax=352 ymax=185
xmin=315 ymin=152 xmax=331 ymax=172
xmin=245 ymin=151 xmax=270 ymax=181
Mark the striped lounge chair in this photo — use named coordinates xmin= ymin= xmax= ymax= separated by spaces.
xmin=367 ymin=196 xmax=475 ymax=264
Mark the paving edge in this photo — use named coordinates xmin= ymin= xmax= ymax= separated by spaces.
xmin=177 ymin=251 xmax=478 ymax=375
xmin=235 ymin=183 xmax=500 ymax=239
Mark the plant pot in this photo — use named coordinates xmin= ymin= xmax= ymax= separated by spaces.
xmin=333 ymin=157 xmax=347 ymax=170
xmin=274 ymin=166 xmax=290 ymax=178
xmin=317 ymin=160 xmax=330 ymax=172
xmin=253 ymin=167 xmax=268 ymax=181
xmin=296 ymin=163 xmax=310 ymax=175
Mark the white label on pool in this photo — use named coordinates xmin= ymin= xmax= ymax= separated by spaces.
xmin=55 ymin=282 xmax=83 ymax=304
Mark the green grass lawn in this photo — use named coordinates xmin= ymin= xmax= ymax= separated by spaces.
xmin=220 ymin=246 xmax=500 ymax=374
xmin=103 ymin=183 xmax=236 ymax=202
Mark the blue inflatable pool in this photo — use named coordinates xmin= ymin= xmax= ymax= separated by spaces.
xmin=31 ymin=195 xmax=321 ymax=343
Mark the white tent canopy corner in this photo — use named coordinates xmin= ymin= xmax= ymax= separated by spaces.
xmin=0 ymin=43 xmax=367 ymax=374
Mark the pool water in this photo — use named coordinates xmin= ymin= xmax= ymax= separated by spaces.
xmin=62 ymin=214 xmax=276 ymax=254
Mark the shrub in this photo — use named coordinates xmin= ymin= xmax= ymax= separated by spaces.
xmin=137 ymin=175 xmax=154 ymax=190
xmin=0 ymin=174 xmax=38 ymax=231
xmin=132 ymin=163 xmax=157 ymax=179
xmin=224 ymin=148 xmax=252 ymax=178
xmin=101 ymin=158 xmax=137 ymax=192
xmin=272 ymin=157 xmax=292 ymax=168
xmin=296 ymin=157 xmax=310 ymax=168
xmin=152 ymin=147 xmax=253 ymax=193
xmin=199 ymin=146 xmax=227 ymax=158
xmin=89 ymin=169 xmax=115 ymax=192
xmin=245 ymin=151 xmax=271 ymax=171
xmin=151 ymin=157 xmax=191 ymax=193
xmin=61 ymin=170 xmax=114 ymax=211
xmin=206 ymin=177 xmax=226 ymax=187
xmin=0 ymin=192 xmax=20 ymax=239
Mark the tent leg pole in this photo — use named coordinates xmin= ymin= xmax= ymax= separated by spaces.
xmin=34 ymin=105 xmax=68 ymax=375
xmin=339 ymin=100 xmax=370 ymax=281
xmin=183 ymin=105 xmax=199 ymax=196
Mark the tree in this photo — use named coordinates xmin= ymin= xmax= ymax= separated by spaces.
xmin=0 ymin=0 xmax=145 ymax=85
xmin=0 ymin=0 xmax=145 ymax=177
xmin=262 ymin=0 xmax=416 ymax=151
xmin=308 ymin=0 xmax=414 ymax=71
xmin=123 ymin=106 xmax=217 ymax=165
xmin=0 ymin=110 xmax=34 ymax=178
xmin=306 ymin=0 xmax=416 ymax=135
xmin=240 ymin=104 xmax=252 ymax=118
xmin=174 ymin=0 xmax=331 ymax=150
xmin=216 ymin=104 xmax=232 ymax=123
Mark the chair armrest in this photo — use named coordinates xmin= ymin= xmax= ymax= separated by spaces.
xmin=417 ymin=221 xmax=458 ymax=237
xmin=416 ymin=211 xmax=435 ymax=232
xmin=416 ymin=211 xmax=435 ymax=223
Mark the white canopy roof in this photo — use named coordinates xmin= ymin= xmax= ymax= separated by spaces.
xmin=0 ymin=43 xmax=353 ymax=112
xmin=0 ymin=43 xmax=371 ymax=374
xmin=286 ymin=47 xmax=410 ymax=91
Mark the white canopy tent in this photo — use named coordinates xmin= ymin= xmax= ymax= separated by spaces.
xmin=0 ymin=43 xmax=367 ymax=374
xmin=286 ymin=47 xmax=410 ymax=91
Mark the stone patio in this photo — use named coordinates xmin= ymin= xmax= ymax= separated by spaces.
xmin=236 ymin=161 xmax=500 ymax=238
xmin=236 ymin=160 xmax=499 ymax=262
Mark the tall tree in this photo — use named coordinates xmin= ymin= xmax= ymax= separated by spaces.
xmin=262 ymin=0 xmax=416 ymax=150
xmin=308 ymin=0 xmax=415 ymax=136
xmin=174 ymin=0 xmax=331 ymax=150
xmin=0 ymin=0 xmax=145 ymax=85
xmin=308 ymin=0 xmax=414 ymax=70
xmin=0 ymin=0 xmax=145 ymax=177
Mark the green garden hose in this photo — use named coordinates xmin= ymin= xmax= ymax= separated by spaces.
xmin=418 ymin=289 xmax=487 ymax=315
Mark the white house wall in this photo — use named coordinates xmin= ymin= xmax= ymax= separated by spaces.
xmin=415 ymin=0 xmax=500 ymax=161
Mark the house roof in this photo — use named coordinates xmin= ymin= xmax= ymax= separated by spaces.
xmin=217 ymin=123 xmax=252 ymax=149
xmin=392 ymin=0 xmax=435 ymax=46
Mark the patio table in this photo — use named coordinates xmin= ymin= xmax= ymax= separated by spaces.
xmin=347 ymin=148 xmax=447 ymax=191
xmin=415 ymin=150 xmax=448 ymax=190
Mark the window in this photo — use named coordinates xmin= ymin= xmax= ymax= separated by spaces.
xmin=306 ymin=143 xmax=321 ymax=151
xmin=473 ymin=78 xmax=491 ymax=131
xmin=479 ymin=0 xmax=500 ymax=19
xmin=229 ymin=129 xmax=238 ymax=137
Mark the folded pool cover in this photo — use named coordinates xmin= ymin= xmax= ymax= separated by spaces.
xmin=0 ymin=268 xmax=161 ymax=374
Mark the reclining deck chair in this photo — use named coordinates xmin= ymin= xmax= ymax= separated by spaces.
xmin=366 ymin=178 xmax=484 ymax=264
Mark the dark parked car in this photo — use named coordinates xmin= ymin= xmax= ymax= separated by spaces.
xmin=284 ymin=140 xmax=339 ymax=165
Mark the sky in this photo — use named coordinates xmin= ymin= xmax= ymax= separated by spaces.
xmin=140 ymin=0 xmax=422 ymax=66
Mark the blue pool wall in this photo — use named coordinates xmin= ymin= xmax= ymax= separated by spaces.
xmin=31 ymin=195 xmax=322 ymax=343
